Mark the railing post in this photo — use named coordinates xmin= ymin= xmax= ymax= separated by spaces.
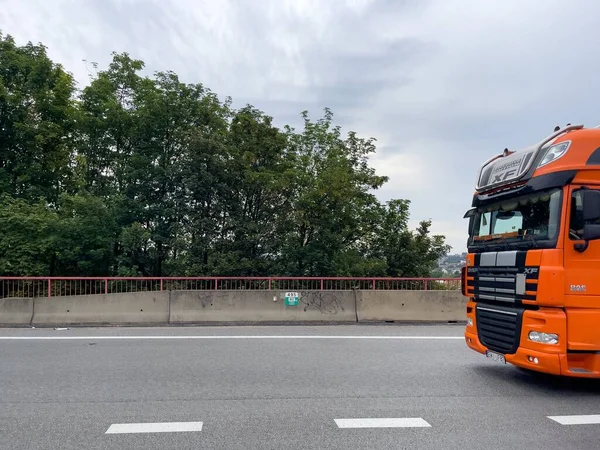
xmin=104 ymin=278 xmax=108 ymax=295
xmin=424 ymin=279 xmax=428 ymax=290
xmin=48 ymin=279 xmax=51 ymax=298
xmin=160 ymin=278 xmax=164 ymax=291
xmin=215 ymin=278 xmax=218 ymax=290
xmin=268 ymin=278 xmax=271 ymax=290
xmin=320 ymin=278 xmax=324 ymax=291
xmin=372 ymin=278 xmax=376 ymax=290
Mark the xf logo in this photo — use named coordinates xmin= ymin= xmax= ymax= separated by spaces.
xmin=493 ymin=170 xmax=517 ymax=183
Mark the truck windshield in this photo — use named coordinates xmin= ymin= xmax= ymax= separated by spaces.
xmin=468 ymin=188 xmax=562 ymax=249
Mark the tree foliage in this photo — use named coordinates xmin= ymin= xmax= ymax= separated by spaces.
xmin=0 ymin=32 xmax=451 ymax=277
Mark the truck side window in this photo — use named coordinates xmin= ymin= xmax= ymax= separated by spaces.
xmin=569 ymin=189 xmax=600 ymax=239
xmin=569 ymin=191 xmax=584 ymax=240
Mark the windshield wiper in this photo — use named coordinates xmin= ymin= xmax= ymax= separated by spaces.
xmin=523 ymin=233 xmax=539 ymax=248
xmin=475 ymin=237 xmax=510 ymax=251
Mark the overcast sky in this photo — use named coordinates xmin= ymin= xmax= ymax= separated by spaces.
xmin=3 ymin=0 xmax=600 ymax=253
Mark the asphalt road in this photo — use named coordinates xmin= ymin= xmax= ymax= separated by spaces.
xmin=0 ymin=325 xmax=599 ymax=450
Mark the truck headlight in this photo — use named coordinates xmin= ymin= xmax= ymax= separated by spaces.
xmin=538 ymin=141 xmax=570 ymax=168
xmin=528 ymin=331 xmax=559 ymax=345
xmin=467 ymin=317 xmax=473 ymax=326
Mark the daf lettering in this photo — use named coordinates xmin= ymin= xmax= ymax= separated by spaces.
xmin=570 ymin=284 xmax=586 ymax=292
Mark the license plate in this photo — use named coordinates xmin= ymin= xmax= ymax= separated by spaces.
xmin=486 ymin=350 xmax=506 ymax=364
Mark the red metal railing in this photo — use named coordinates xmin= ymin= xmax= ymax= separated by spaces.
xmin=0 ymin=277 xmax=461 ymax=298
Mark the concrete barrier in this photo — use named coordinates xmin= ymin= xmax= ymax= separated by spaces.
xmin=1 ymin=289 xmax=465 ymax=327
xmin=32 ymin=291 xmax=170 ymax=326
xmin=357 ymin=290 xmax=467 ymax=323
xmin=0 ymin=298 xmax=34 ymax=326
xmin=169 ymin=290 xmax=357 ymax=324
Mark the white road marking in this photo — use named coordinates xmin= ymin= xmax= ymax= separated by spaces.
xmin=547 ymin=415 xmax=600 ymax=425
xmin=0 ymin=335 xmax=464 ymax=340
xmin=105 ymin=421 xmax=203 ymax=434
xmin=335 ymin=418 xmax=432 ymax=428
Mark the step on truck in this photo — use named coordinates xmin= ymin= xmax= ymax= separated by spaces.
xmin=462 ymin=124 xmax=600 ymax=377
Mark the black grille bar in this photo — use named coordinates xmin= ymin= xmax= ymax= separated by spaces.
xmin=476 ymin=305 xmax=524 ymax=354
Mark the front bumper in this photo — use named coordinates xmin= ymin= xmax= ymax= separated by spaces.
xmin=465 ymin=329 xmax=562 ymax=375
xmin=465 ymin=301 xmax=600 ymax=378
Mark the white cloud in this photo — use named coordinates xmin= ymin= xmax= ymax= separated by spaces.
xmin=3 ymin=0 xmax=600 ymax=254
xmin=369 ymin=151 xmax=426 ymax=194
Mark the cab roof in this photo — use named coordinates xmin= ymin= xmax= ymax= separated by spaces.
xmin=474 ymin=125 xmax=600 ymax=196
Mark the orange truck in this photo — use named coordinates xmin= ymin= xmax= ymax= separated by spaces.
xmin=462 ymin=124 xmax=600 ymax=377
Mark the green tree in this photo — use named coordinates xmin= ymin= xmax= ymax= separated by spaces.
xmin=77 ymin=52 xmax=143 ymax=196
xmin=0 ymin=195 xmax=58 ymax=275
xmin=178 ymin=107 xmax=232 ymax=275
xmin=115 ymin=222 xmax=151 ymax=276
xmin=373 ymin=199 xmax=451 ymax=277
xmin=54 ymin=192 xmax=118 ymax=276
xmin=212 ymin=105 xmax=293 ymax=275
xmin=280 ymin=108 xmax=387 ymax=276
xmin=0 ymin=33 xmax=76 ymax=203
xmin=121 ymin=70 xmax=186 ymax=276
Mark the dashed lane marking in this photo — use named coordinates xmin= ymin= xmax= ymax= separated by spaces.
xmin=105 ymin=421 xmax=204 ymax=434
xmin=335 ymin=418 xmax=432 ymax=428
xmin=547 ymin=415 xmax=600 ymax=425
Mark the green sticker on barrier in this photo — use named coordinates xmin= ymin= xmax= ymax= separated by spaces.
xmin=284 ymin=291 xmax=299 ymax=306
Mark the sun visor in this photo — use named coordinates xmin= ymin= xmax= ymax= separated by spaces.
xmin=476 ymin=146 xmax=537 ymax=192
xmin=475 ymin=124 xmax=584 ymax=194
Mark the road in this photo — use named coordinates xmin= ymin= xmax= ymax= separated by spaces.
xmin=0 ymin=324 xmax=598 ymax=450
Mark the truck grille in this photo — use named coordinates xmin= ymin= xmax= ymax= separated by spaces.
xmin=476 ymin=305 xmax=523 ymax=354
xmin=467 ymin=266 xmax=538 ymax=303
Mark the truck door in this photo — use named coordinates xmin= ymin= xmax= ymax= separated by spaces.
xmin=563 ymin=185 xmax=600 ymax=351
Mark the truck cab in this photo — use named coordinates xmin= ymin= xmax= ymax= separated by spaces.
xmin=462 ymin=124 xmax=600 ymax=377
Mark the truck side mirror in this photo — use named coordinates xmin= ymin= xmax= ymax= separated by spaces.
xmin=575 ymin=190 xmax=600 ymax=252
xmin=463 ymin=208 xmax=476 ymax=219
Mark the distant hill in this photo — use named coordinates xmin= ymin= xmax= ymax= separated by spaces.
xmin=433 ymin=252 xmax=466 ymax=277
